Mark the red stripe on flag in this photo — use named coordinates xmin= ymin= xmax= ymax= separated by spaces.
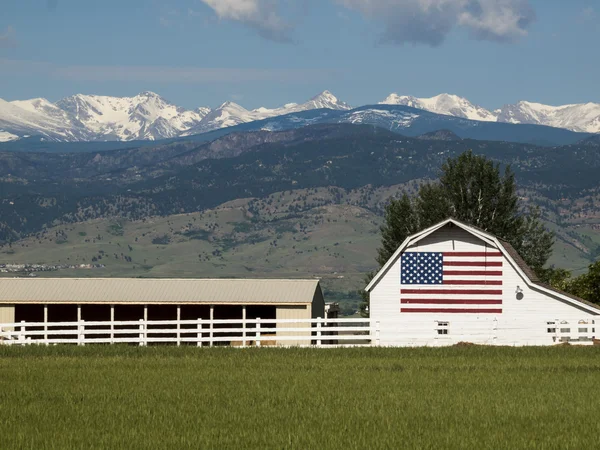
xmin=401 ymin=308 xmax=503 ymax=313
xmin=401 ymin=289 xmax=502 ymax=295
xmin=401 ymin=299 xmax=502 ymax=305
xmin=444 ymin=261 xmax=502 ymax=267
xmin=443 ymin=270 xmax=502 ymax=276
xmin=443 ymin=280 xmax=503 ymax=285
xmin=443 ymin=252 xmax=503 ymax=257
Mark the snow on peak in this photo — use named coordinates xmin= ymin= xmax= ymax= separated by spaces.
xmin=303 ymin=90 xmax=351 ymax=111
xmin=496 ymin=100 xmax=600 ymax=132
xmin=379 ymin=93 xmax=497 ymax=122
xmin=0 ymin=130 xmax=20 ymax=142
xmin=3 ymin=89 xmax=599 ymax=142
xmin=54 ymin=92 xmax=211 ymax=140
xmin=379 ymin=93 xmax=600 ymax=133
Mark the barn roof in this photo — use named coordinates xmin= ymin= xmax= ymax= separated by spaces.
xmin=0 ymin=278 xmax=322 ymax=305
xmin=497 ymin=239 xmax=541 ymax=283
xmin=365 ymin=218 xmax=600 ymax=314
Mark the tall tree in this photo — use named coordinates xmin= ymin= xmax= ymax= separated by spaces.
xmin=566 ymin=261 xmax=600 ymax=304
xmin=360 ymin=150 xmax=554 ymax=316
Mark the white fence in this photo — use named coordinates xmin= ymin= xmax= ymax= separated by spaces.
xmin=0 ymin=317 xmax=377 ymax=347
xmin=376 ymin=318 xmax=597 ymax=346
xmin=0 ymin=317 xmax=594 ymax=347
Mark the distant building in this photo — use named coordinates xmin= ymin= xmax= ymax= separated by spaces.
xmin=366 ymin=218 xmax=600 ymax=346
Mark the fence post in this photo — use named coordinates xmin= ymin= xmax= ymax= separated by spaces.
xmin=139 ymin=319 xmax=145 ymax=347
xmin=176 ymin=306 xmax=181 ymax=347
xmin=20 ymin=320 xmax=26 ymax=344
xmin=242 ymin=306 xmax=247 ymax=348
xmin=197 ymin=318 xmax=202 ymax=347
xmin=256 ymin=317 xmax=261 ymax=347
xmin=316 ymin=317 xmax=322 ymax=347
xmin=78 ymin=320 xmax=85 ymax=346
xmin=110 ymin=306 xmax=115 ymax=345
xmin=375 ymin=321 xmax=381 ymax=346
xmin=209 ymin=306 xmax=214 ymax=347
xmin=43 ymin=305 xmax=48 ymax=345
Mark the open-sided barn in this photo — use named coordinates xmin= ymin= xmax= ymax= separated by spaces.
xmin=366 ymin=218 xmax=600 ymax=346
xmin=0 ymin=278 xmax=325 ymax=345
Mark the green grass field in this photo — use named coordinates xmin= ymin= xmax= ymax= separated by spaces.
xmin=1 ymin=346 xmax=599 ymax=449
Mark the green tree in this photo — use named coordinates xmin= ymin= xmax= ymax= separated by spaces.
xmin=539 ymin=266 xmax=572 ymax=291
xmin=566 ymin=261 xmax=600 ymax=304
xmin=360 ymin=150 xmax=554 ymax=316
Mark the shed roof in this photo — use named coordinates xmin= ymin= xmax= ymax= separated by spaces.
xmin=0 ymin=278 xmax=321 ymax=305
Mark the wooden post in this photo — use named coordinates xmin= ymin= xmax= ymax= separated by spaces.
xmin=209 ymin=305 xmax=214 ymax=347
xmin=197 ymin=318 xmax=202 ymax=347
xmin=139 ymin=319 xmax=145 ymax=347
xmin=43 ymin=305 xmax=48 ymax=345
xmin=176 ymin=306 xmax=181 ymax=347
xmin=19 ymin=320 xmax=26 ymax=344
xmin=110 ymin=305 xmax=115 ymax=345
xmin=77 ymin=305 xmax=84 ymax=346
xmin=316 ymin=317 xmax=322 ymax=347
xmin=256 ymin=317 xmax=261 ymax=347
xmin=142 ymin=306 xmax=148 ymax=347
xmin=242 ymin=305 xmax=247 ymax=347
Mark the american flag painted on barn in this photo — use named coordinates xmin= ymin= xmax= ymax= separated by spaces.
xmin=400 ymin=250 xmax=503 ymax=313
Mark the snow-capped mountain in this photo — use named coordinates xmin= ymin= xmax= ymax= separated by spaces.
xmin=495 ymin=101 xmax=600 ymax=133
xmin=184 ymin=91 xmax=351 ymax=136
xmin=167 ymin=104 xmax=589 ymax=147
xmin=0 ymin=90 xmax=351 ymax=142
xmin=0 ymin=98 xmax=91 ymax=142
xmin=379 ymin=93 xmax=600 ymax=133
xmin=55 ymin=92 xmax=210 ymax=141
xmin=1 ymin=89 xmax=598 ymax=144
xmin=380 ymin=93 xmax=497 ymax=122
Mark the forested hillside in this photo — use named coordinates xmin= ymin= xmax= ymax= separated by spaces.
xmin=1 ymin=124 xmax=599 ymax=310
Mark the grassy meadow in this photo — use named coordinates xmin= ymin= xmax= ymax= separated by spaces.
xmin=0 ymin=346 xmax=599 ymax=449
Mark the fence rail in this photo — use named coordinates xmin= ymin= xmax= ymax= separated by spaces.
xmin=0 ymin=317 xmax=377 ymax=348
xmin=1 ymin=317 xmax=593 ymax=347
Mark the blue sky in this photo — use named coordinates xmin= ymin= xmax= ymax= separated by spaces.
xmin=0 ymin=0 xmax=598 ymax=110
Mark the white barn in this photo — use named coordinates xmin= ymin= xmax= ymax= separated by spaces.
xmin=366 ymin=218 xmax=600 ymax=346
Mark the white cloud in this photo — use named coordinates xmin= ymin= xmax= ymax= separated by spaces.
xmin=336 ymin=0 xmax=535 ymax=46
xmin=197 ymin=0 xmax=534 ymax=45
xmin=200 ymin=0 xmax=292 ymax=42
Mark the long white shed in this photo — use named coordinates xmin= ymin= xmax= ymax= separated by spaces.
xmin=366 ymin=218 xmax=600 ymax=346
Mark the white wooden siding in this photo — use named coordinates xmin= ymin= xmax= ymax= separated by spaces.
xmin=370 ymin=226 xmax=598 ymax=346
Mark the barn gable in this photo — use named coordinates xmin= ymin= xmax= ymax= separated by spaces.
xmin=366 ymin=219 xmax=599 ymax=346
xmin=366 ymin=218 xmax=600 ymax=315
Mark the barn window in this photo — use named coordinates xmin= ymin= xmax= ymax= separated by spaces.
xmin=546 ymin=321 xmax=556 ymax=333
xmin=436 ymin=321 xmax=449 ymax=335
xmin=560 ymin=328 xmax=570 ymax=333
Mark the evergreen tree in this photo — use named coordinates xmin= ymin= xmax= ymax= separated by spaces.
xmin=360 ymin=150 xmax=555 ymax=316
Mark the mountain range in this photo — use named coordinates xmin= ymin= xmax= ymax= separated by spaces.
xmin=0 ymin=90 xmax=598 ymax=143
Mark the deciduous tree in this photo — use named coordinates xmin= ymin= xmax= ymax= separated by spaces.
xmin=360 ymin=151 xmax=554 ymax=316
